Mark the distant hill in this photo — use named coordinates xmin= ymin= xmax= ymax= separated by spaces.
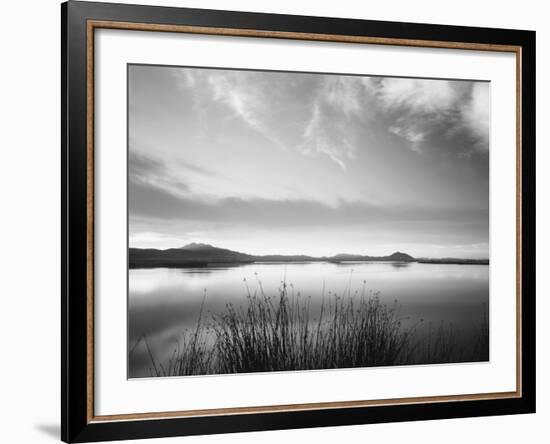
xmin=329 ymin=251 xmax=415 ymax=263
xmin=129 ymin=244 xmax=254 ymax=268
xmin=179 ymin=242 xmax=221 ymax=251
xmin=388 ymin=252 xmax=416 ymax=261
xmin=416 ymin=257 xmax=489 ymax=265
xmin=129 ymin=244 xmax=418 ymax=269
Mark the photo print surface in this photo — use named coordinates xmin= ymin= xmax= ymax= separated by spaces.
xmin=128 ymin=64 xmax=490 ymax=378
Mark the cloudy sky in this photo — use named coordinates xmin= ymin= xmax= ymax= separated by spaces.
xmin=128 ymin=64 xmax=490 ymax=258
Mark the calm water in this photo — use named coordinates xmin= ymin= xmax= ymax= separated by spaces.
xmin=128 ymin=262 xmax=489 ymax=378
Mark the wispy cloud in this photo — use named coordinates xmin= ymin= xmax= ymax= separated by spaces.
xmin=129 ymin=146 xmax=218 ymax=198
xmin=365 ymin=78 xmax=489 ymax=155
xmin=460 ymin=82 xmax=490 ymax=150
xmin=207 ymin=74 xmax=266 ymax=136
xmin=174 ymin=68 xmax=489 ymax=166
xmin=388 ymin=123 xmax=426 ymax=153
xmin=322 ymin=76 xmax=365 ymax=117
xmin=375 ymin=78 xmax=462 ymax=114
xmin=175 ymin=69 xmax=375 ymax=169
xmin=175 ymin=69 xmax=289 ymax=150
xmin=299 ymin=102 xmax=356 ymax=169
xmin=129 ymin=149 xmax=188 ymax=194
xmin=130 ymin=179 xmax=488 ymax=229
xmin=298 ymin=76 xmax=375 ymax=168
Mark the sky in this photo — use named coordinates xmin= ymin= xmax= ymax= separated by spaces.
xmin=128 ymin=64 xmax=490 ymax=258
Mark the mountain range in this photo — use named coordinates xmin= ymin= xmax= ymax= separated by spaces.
xmin=129 ymin=243 xmax=469 ymax=269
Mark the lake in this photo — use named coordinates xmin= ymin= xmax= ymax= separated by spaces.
xmin=128 ymin=262 xmax=489 ymax=378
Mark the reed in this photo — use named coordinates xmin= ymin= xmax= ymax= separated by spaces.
xmin=141 ymin=278 xmax=489 ymax=376
xmin=211 ymin=279 xmax=411 ymax=373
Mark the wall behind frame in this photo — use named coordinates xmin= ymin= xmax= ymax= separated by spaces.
xmin=0 ymin=0 xmax=546 ymax=443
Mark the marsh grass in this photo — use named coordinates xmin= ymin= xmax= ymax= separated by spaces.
xmin=211 ymin=279 xmax=413 ymax=373
xmin=142 ymin=291 xmax=216 ymax=377
xmin=137 ymin=278 xmax=489 ymax=377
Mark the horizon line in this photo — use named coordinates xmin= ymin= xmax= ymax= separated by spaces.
xmin=128 ymin=243 xmax=489 ymax=261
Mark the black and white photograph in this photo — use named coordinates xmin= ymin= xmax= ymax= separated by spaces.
xmin=128 ymin=64 xmax=490 ymax=378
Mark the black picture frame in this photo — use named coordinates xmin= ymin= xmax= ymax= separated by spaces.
xmin=61 ymin=1 xmax=536 ymax=442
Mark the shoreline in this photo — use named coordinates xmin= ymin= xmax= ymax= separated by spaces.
xmin=129 ymin=259 xmax=490 ymax=270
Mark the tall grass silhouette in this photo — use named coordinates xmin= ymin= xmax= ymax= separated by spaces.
xmin=136 ymin=276 xmax=488 ymax=377
xmin=211 ymin=278 xmax=412 ymax=373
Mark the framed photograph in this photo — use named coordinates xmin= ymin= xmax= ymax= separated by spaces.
xmin=61 ymin=1 xmax=535 ymax=442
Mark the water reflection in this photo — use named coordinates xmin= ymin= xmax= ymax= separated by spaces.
xmin=128 ymin=262 xmax=489 ymax=378
xmin=391 ymin=262 xmax=412 ymax=269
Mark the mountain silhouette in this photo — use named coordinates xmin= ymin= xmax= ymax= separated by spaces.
xmin=180 ymin=243 xmax=219 ymax=251
xmin=129 ymin=244 xmax=419 ymax=269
